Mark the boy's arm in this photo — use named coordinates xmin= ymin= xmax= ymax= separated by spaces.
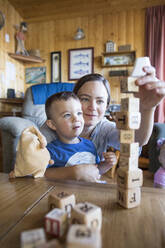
xmin=44 ymin=164 xmax=100 ymax=182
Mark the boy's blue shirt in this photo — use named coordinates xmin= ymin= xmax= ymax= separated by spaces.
xmin=47 ymin=137 xmax=100 ymax=168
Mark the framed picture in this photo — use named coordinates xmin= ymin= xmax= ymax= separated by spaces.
xmin=51 ymin=51 xmax=61 ymax=82
xmin=68 ymin=47 xmax=94 ymax=80
xmin=102 ymin=51 xmax=136 ymax=67
xmin=25 ymin=67 xmax=46 ymax=84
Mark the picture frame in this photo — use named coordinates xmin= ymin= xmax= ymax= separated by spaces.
xmin=25 ymin=67 xmax=46 ymax=84
xmin=68 ymin=47 xmax=94 ymax=80
xmin=102 ymin=51 xmax=136 ymax=67
xmin=51 ymin=51 xmax=61 ymax=82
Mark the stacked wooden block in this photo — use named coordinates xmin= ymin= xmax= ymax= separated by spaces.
xmin=116 ymin=76 xmax=143 ymax=209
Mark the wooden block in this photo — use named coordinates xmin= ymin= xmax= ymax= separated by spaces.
xmin=36 ymin=239 xmax=61 ymax=248
xmin=120 ymin=130 xmax=135 ymax=144
xmin=71 ymin=202 xmax=102 ymax=231
xmin=48 ymin=191 xmax=76 ymax=214
xmin=117 ymin=186 xmax=141 ymax=208
xmin=45 ymin=208 xmax=68 ymax=237
xmin=66 ymin=224 xmax=101 ymax=248
xmin=119 ymin=155 xmax=139 ymax=170
xmin=116 ymin=111 xmax=141 ymax=130
xmin=121 ymin=97 xmax=140 ymax=112
xmin=120 ymin=77 xmax=139 ymax=93
xmin=120 ymin=143 xmax=139 ymax=157
xmin=117 ymin=167 xmax=143 ymax=188
xmin=21 ymin=228 xmax=46 ymax=248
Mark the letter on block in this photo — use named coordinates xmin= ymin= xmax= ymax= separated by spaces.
xmin=120 ymin=143 xmax=139 ymax=157
xmin=120 ymin=77 xmax=139 ymax=93
xmin=66 ymin=224 xmax=101 ymax=248
xmin=45 ymin=208 xmax=68 ymax=237
xmin=120 ymin=130 xmax=135 ymax=144
xmin=116 ymin=111 xmax=141 ymax=130
xmin=117 ymin=186 xmax=141 ymax=208
xmin=21 ymin=228 xmax=46 ymax=248
xmin=48 ymin=191 xmax=76 ymax=214
xmin=71 ymin=202 xmax=102 ymax=231
xmin=121 ymin=97 xmax=140 ymax=112
xmin=117 ymin=167 xmax=143 ymax=189
xmin=119 ymin=155 xmax=139 ymax=170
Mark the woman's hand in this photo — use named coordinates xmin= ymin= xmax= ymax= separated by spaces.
xmin=135 ymin=66 xmax=165 ymax=110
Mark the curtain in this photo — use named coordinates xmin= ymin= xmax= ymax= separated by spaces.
xmin=145 ymin=5 xmax=165 ymax=123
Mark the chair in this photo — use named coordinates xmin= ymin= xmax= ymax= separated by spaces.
xmin=0 ymin=83 xmax=75 ymax=173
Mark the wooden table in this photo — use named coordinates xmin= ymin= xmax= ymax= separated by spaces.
xmin=0 ymin=173 xmax=165 ymax=248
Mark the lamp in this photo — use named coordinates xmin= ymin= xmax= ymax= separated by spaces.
xmin=74 ymin=28 xmax=85 ymax=40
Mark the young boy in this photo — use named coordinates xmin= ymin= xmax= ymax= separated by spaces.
xmin=44 ymin=91 xmax=117 ymax=182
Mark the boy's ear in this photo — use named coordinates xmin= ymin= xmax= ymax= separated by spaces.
xmin=46 ymin=120 xmax=56 ymax=131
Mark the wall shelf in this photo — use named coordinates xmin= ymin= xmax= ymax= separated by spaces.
xmin=8 ymin=53 xmax=45 ymax=63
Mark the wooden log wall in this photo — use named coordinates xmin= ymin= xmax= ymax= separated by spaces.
xmin=0 ymin=0 xmax=145 ymax=104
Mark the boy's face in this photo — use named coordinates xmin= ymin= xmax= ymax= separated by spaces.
xmin=47 ymin=98 xmax=84 ymax=143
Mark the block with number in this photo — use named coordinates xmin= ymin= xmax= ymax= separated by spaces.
xmin=71 ymin=202 xmax=102 ymax=231
xmin=120 ymin=143 xmax=139 ymax=157
xmin=117 ymin=186 xmax=141 ymax=208
xmin=66 ymin=224 xmax=101 ymax=248
xmin=120 ymin=77 xmax=139 ymax=93
xmin=117 ymin=167 xmax=143 ymax=189
xmin=48 ymin=191 xmax=76 ymax=214
xmin=21 ymin=228 xmax=46 ymax=248
xmin=45 ymin=208 xmax=68 ymax=237
xmin=119 ymin=155 xmax=139 ymax=170
xmin=120 ymin=130 xmax=135 ymax=144
xmin=121 ymin=97 xmax=140 ymax=112
xmin=116 ymin=111 xmax=141 ymax=130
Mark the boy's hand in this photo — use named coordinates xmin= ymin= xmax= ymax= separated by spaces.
xmin=102 ymin=152 xmax=117 ymax=169
xmin=74 ymin=164 xmax=100 ymax=182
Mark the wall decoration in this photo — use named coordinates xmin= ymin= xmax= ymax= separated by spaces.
xmin=106 ymin=40 xmax=116 ymax=52
xmin=102 ymin=51 xmax=136 ymax=67
xmin=25 ymin=67 xmax=46 ymax=84
xmin=51 ymin=51 xmax=61 ymax=82
xmin=68 ymin=47 xmax=94 ymax=80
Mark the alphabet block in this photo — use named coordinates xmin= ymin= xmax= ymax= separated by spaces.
xmin=71 ymin=202 xmax=102 ymax=231
xmin=120 ymin=130 xmax=135 ymax=144
xmin=120 ymin=77 xmax=139 ymax=93
xmin=117 ymin=186 xmax=141 ymax=208
xmin=116 ymin=111 xmax=141 ymax=130
xmin=48 ymin=191 xmax=76 ymax=214
xmin=117 ymin=167 xmax=143 ymax=188
xmin=119 ymin=155 xmax=139 ymax=170
xmin=45 ymin=208 xmax=68 ymax=237
xmin=121 ymin=97 xmax=140 ymax=112
xmin=120 ymin=143 xmax=139 ymax=157
xmin=21 ymin=228 xmax=46 ymax=248
xmin=66 ymin=224 xmax=101 ymax=248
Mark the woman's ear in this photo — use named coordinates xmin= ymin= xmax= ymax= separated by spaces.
xmin=46 ymin=120 xmax=56 ymax=131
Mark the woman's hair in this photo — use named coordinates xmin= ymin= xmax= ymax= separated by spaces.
xmin=45 ymin=91 xmax=79 ymax=120
xmin=73 ymin=73 xmax=111 ymax=106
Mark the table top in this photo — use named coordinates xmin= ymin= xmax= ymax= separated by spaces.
xmin=0 ymin=173 xmax=165 ymax=248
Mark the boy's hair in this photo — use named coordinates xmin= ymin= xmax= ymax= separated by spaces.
xmin=73 ymin=73 xmax=111 ymax=106
xmin=45 ymin=91 xmax=80 ymax=120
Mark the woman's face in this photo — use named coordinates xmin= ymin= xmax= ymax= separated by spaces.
xmin=77 ymin=80 xmax=108 ymax=128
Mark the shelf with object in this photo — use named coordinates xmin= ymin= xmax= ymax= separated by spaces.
xmin=8 ymin=53 xmax=45 ymax=63
xmin=101 ymin=50 xmax=136 ymax=68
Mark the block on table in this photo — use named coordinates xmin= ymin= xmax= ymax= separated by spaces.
xmin=116 ymin=111 xmax=141 ymax=130
xmin=120 ymin=77 xmax=139 ymax=93
xmin=66 ymin=224 xmax=101 ymax=248
xmin=117 ymin=167 xmax=143 ymax=188
xmin=120 ymin=130 xmax=135 ymax=144
xmin=117 ymin=186 xmax=141 ymax=208
xmin=21 ymin=228 xmax=46 ymax=248
xmin=121 ymin=97 xmax=140 ymax=112
xmin=120 ymin=143 xmax=139 ymax=157
xmin=119 ymin=155 xmax=139 ymax=170
xmin=71 ymin=202 xmax=102 ymax=231
xmin=48 ymin=191 xmax=76 ymax=214
xmin=45 ymin=208 xmax=68 ymax=237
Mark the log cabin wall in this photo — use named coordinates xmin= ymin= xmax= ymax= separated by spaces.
xmin=0 ymin=0 xmax=146 ymax=104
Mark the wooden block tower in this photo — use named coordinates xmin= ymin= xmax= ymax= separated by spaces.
xmin=116 ymin=76 xmax=143 ymax=209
